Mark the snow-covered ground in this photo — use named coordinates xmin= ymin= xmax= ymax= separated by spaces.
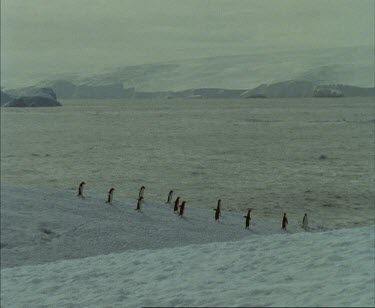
xmin=1 ymin=184 xmax=309 ymax=268
xmin=1 ymin=184 xmax=374 ymax=307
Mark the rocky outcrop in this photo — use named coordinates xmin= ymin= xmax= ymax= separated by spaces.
xmin=6 ymin=87 xmax=57 ymax=100
xmin=313 ymin=87 xmax=343 ymax=97
xmin=1 ymin=90 xmax=13 ymax=106
xmin=241 ymin=81 xmax=314 ymax=98
xmin=3 ymin=96 xmax=62 ymax=107
xmin=191 ymin=88 xmax=246 ymax=99
xmin=2 ymin=87 xmax=61 ymax=107
xmin=313 ymin=84 xmax=374 ymax=97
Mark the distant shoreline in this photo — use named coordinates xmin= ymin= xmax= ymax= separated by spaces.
xmin=3 ymin=81 xmax=375 ymax=103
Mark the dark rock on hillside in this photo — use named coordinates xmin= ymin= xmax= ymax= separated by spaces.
xmin=165 ymin=88 xmax=247 ymax=99
xmin=39 ymin=87 xmax=57 ymax=100
xmin=133 ymin=91 xmax=172 ymax=99
xmin=2 ymin=86 xmax=61 ymax=107
xmin=3 ymin=96 xmax=62 ymax=107
xmin=1 ymin=90 xmax=13 ymax=106
xmin=313 ymin=87 xmax=343 ymax=97
xmin=314 ymin=84 xmax=375 ymax=97
xmin=242 ymin=80 xmax=314 ymax=98
xmin=244 ymin=94 xmax=268 ymax=99
xmin=190 ymin=88 xmax=246 ymax=99
xmin=6 ymin=87 xmax=57 ymax=100
xmin=123 ymin=87 xmax=136 ymax=99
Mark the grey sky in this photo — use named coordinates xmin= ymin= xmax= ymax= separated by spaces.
xmin=1 ymin=0 xmax=374 ymax=86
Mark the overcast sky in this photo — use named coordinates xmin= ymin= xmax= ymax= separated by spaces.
xmin=1 ymin=0 xmax=374 ymax=86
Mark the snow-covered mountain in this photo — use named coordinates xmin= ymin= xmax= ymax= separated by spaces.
xmin=3 ymin=46 xmax=373 ymax=99
xmin=25 ymin=45 xmax=372 ymax=94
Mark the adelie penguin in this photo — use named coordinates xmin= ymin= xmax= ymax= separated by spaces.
xmin=138 ymin=186 xmax=145 ymax=198
xmin=77 ymin=182 xmax=86 ymax=198
xmin=302 ymin=213 xmax=308 ymax=230
xmin=173 ymin=197 xmax=180 ymax=213
xmin=213 ymin=199 xmax=221 ymax=221
xmin=106 ymin=188 xmax=115 ymax=205
xmin=282 ymin=212 xmax=288 ymax=230
xmin=135 ymin=196 xmax=143 ymax=212
xmin=166 ymin=190 xmax=174 ymax=204
xmin=178 ymin=201 xmax=186 ymax=217
xmin=244 ymin=209 xmax=251 ymax=229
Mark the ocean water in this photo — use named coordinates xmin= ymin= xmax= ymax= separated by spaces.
xmin=1 ymin=98 xmax=374 ymax=229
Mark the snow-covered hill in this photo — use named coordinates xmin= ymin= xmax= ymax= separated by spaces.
xmin=36 ymin=45 xmax=374 ymax=93
xmin=1 ymin=184 xmax=374 ymax=307
xmin=1 ymin=184 xmax=308 ymax=268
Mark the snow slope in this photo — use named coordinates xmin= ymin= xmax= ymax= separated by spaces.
xmin=1 ymin=184 xmax=374 ymax=307
xmin=1 ymin=225 xmax=374 ymax=307
xmin=1 ymin=184 xmax=308 ymax=268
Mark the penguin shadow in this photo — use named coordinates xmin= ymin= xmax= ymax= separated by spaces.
xmin=105 ymin=201 xmax=122 ymax=211
xmin=176 ymin=215 xmax=190 ymax=221
xmin=76 ymin=195 xmax=98 ymax=203
xmin=246 ymin=228 xmax=257 ymax=234
xmin=307 ymin=225 xmax=330 ymax=233
xmin=281 ymin=228 xmax=292 ymax=234
xmin=214 ymin=213 xmax=226 ymax=223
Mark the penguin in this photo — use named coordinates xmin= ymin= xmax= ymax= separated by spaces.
xmin=106 ymin=188 xmax=115 ymax=204
xmin=178 ymin=201 xmax=186 ymax=217
xmin=282 ymin=212 xmax=288 ymax=230
xmin=139 ymin=186 xmax=145 ymax=198
xmin=166 ymin=190 xmax=174 ymax=204
xmin=243 ymin=209 xmax=251 ymax=229
xmin=213 ymin=199 xmax=221 ymax=221
xmin=77 ymin=182 xmax=86 ymax=198
xmin=135 ymin=196 xmax=143 ymax=211
xmin=302 ymin=213 xmax=308 ymax=229
xmin=174 ymin=197 xmax=180 ymax=213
